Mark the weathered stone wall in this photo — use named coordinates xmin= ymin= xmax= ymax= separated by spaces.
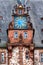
xmin=9 ymin=47 xmax=33 ymax=65
xmin=23 ymin=47 xmax=33 ymax=65
xmin=0 ymin=48 xmax=43 ymax=65
xmin=0 ymin=49 xmax=8 ymax=65
xmin=34 ymin=49 xmax=43 ymax=65
xmin=9 ymin=47 xmax=20 ymax=65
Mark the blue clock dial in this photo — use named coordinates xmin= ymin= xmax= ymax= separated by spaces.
xmin=14 ymin=16 xmax=27 ymax=29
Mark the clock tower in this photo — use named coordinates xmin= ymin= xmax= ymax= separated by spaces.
xmin=7 ymin=4 xmax=35 ymax=65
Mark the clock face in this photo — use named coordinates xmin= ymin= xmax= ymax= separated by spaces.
xmin=14 ymin=16 xmax=27 ymax=29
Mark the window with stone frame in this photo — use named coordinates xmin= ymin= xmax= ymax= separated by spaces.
xmin=18 ymin=9 xmax=22 ymax=14
xmin=40 ymin=53 xmax=43 ymax=62
xmin=24 ymin=32 xmax=28 ymax=39
xmin=25 ymin=50 xmax=29 ymax=60
xmin=14 ymin=32 xmax=18 ymax=38
xmin=0 ymin=52 xmax=6 ymax=64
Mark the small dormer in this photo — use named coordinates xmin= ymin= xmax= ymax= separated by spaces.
xmin=16 ymin=5 xmax=25 ymax=14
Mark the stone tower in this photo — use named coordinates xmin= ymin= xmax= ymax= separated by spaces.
xmin=7 ymin=4 xmax=35 ymax=65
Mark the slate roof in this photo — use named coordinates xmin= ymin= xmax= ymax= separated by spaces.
xmin=0 ymin=0 xmax=43 ymax=47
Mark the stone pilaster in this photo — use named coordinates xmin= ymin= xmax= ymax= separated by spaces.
xmin=19 ymin=46 xmax=23 ymax=65
xmin=8 ymin=46 xmax=12 ymax=65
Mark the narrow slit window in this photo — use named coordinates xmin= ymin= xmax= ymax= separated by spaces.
xmin=18 ymin=9 xmax=22 ymax=14
xmin=1 ymin=53 xmax=5 ymax=63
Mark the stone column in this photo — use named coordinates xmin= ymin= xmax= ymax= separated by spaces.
xmin=8 ymin=46 xmax=12 ymax=65
xmin=30 ymin=44 xmax=34 ymax=65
